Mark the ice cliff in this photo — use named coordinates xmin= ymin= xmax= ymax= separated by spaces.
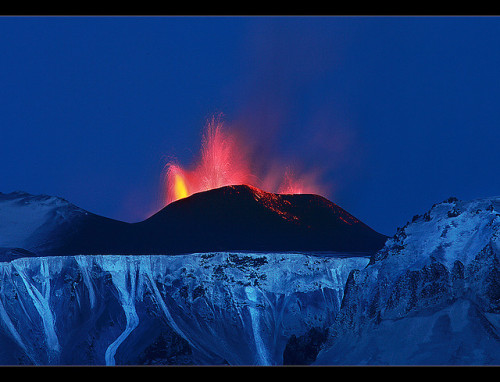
xmin=0 ymin=252 xmax=368 ymax=365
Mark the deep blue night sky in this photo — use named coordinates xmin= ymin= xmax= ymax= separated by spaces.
xmin=1 ymin=16 xmax=500 ymax=236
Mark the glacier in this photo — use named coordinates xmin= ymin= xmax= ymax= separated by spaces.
xmin=0 ymin=252 xmax=368 ymax=365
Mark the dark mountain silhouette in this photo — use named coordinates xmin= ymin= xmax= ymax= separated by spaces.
xmin=132 ymin=185 xmax=388 ymax=254
xmin=14 ymin=185 xmax=388 ymax=256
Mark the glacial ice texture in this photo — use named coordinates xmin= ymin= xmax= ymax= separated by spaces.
xmin=0 ymin=252 xmax=368 ymax=365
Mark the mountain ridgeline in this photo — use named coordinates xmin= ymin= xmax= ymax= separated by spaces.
xmin=0 ymin=185 xmax=388 ymax=257
xmin=1 ymin=189 xmax=500 ymax=365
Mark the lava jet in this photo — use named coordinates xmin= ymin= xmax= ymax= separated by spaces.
xmin=0 ymin=116 xmax=388 ymax=257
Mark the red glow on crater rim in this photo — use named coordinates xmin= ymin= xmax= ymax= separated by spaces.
xmin=162 ymin=116 xmax=329 ymax=205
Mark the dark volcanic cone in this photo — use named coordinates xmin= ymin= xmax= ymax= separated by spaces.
xmin=131 ymin=185 xmax=388 ymax=255
xmin=14 ymin=185 xmax=387 ymax=256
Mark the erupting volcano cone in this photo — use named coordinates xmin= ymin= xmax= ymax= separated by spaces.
xmin=135 ymin=184 xmax=388 ymax=255
xmin=0 ymin=186 xmax=387 ymax=256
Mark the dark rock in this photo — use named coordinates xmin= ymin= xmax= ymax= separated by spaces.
xmin=283 ymin=327 xmax=329 ymax=365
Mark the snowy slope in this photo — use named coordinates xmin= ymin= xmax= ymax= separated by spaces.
xmin=374 ymin=196 xmax=500 ymax=270
xmin=0 ymin=192 xmax=91 ymax=255
xmin=0 ymin=191 xmax=133 ymax=257
xmin=0 ymin=252 xmax=369 ymax=365
xmin=314 ymin=196 xmax=500 ymax=365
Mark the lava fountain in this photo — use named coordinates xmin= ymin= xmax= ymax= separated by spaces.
xmin=163 ymin=115 xmax=328 ymax=205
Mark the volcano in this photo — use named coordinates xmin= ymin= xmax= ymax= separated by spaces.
xmin=0 ymin=185 xmax=388 ymax=257
xmin=134 ymin=185 xmax=388 ymax=255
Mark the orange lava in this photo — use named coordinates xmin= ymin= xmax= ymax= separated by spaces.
xmin=163 ymin=115 xmax=328 ymax=205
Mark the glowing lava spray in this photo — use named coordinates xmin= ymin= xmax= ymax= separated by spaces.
xmin=163 ymin=115 xmax=328 ymax=205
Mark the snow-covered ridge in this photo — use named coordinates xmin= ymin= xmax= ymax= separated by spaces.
xmin=375 ymin=195 xmax=500 ymax=270
xmin=314 ymin=195 xmax=500 ymax=365
xmin=0 ymin=191 xmax=88 ymax=251
xmin=0 ymin=252 xmax=369 ymax=365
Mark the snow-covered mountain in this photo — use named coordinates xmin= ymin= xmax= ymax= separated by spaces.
xmin=0 ymin=191 xmax=89 ymax=255
xmin=0 ymin=191 xmax=130 ymax=257
xmin=314 ymin=196 xmax=500 ymax=365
